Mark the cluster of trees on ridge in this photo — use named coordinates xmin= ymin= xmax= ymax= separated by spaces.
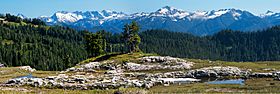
xmin=84 ymin=21 xmax=141 ymax=57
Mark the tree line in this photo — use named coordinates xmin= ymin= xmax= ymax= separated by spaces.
xmin=140 ymin=28 xmax=280 ymax=62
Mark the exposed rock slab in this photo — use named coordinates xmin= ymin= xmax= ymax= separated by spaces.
xmin=187 ymin=66 xmax=251 ymax=78
xmin=0 ymin=63 xmax=5 ymax=68
xmin=125 ymin=56 xmax=194 ymax=71
xmin=18 ymin=66 xmax=36 ymax=72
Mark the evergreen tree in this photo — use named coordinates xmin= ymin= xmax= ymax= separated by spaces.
xmin=84 ymin=31 xmax=106 ymax=57
xmin=121 ymin=21 xmax=141 ymax=53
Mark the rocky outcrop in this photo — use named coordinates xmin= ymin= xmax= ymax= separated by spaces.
xmin=0 ymin=63 xmax=5 ymax=68
xmin=64 ymin=56 xmax=194 ymax=72
xmin=8 ymin=56 xmax=274 ymax=90
xmin=5 ymin=61 xmax=257 ymax=90
xmin=187 ymin=66 xmax=251 ymax=78
xmin=250 ymin=72 xmax=274 ymax=78
xmin=18 ymin=66 xmax=36 ymax=72
xmin=81 ymin=62 xmax=101 ymax=69
xmin=125 ymin=62 xmax=193 ymax=71
xmin=64 ymin=62 xmax=102 ymax=72
xmin=5 ymin=74 xmax=165 ymax=89
xmin=6 ymin=70 xmax=202 ymax=90
xmin=4 ymin=66 xmax=254 ymax=90
xmin=140 ymin=56 xmax=187 ymax=63
xmin=64 ymin=61 xmax=119 ymax=73
xmin=125 ymin=56 xmax=194 ymax=71
xmin=7 ymin=78 xmax=43 ymax=87
xmin=159 ymin=78 xmax=200 ymax=84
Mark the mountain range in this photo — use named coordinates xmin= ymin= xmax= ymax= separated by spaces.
xmin=39 ymin=6 xmax=280 ymax=35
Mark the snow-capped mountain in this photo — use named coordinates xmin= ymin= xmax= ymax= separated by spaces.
xmin=41 ymin=10 xmax=126 ymax=24
xmin=261 ymin=11 xmax=280 ymax=25
xmin=39 ymin=6 xmax=280 ymax=35
xmin=17 ymin=14 xmax=27 ymax=19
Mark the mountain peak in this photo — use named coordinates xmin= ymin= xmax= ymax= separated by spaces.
xmin=51 ymin=11 xmax=84 ymax=23
xmin=17 ymin=14 xmax=27 ymax=19
xmin=217 ymin=8 xmax=240 ymax=11
xmin=161 ymin=6 xmax=175 ymax=10
xmin=151 ymin=6 xmax=189 ymax=19
xmin=260 ymin=10 xmax=276 ymax=17
xmin=156 ymin=6 xmax=184 ymax=14
xmin=205 ymin=8 xmax=245 ymax=19
xmin=265 ymin=10 xmax=275 ymax=16
xmin=55 ymin=11 xmax=69 ymax=14
xmin=101 ymin=10 xmax=125 ymax=17
xmin=266 ymin=10 xmax=274 ymax=14
xmin=101 ymin=10 xmax=118 ymax=14
xmin=213 ymin=8 xmax=244 ymax=13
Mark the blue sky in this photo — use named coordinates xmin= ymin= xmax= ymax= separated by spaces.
xmin=0 ymin=0 xmax=280 ymax=17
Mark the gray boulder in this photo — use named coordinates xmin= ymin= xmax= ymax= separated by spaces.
xmin=18 ymin=66 xmax=36 ymax=72
xmin=0 ymin=63 xmax=5 ymax=68
xmin=188 ymin=66 xmax=250 ymax=78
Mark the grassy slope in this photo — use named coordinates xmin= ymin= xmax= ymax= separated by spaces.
xmin=2 ymin=53 xmax=280 ymax=93
xmin=79 ymin=52 xmax=158 ymax=64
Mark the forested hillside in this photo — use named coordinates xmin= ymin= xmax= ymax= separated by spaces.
xmin=2 ymin=14 xmax=280 ymax=71
xmin=140 ymin=28 xmax=280 ymax=62
xmin=0 ymin=14 xmax=88 ymax=71
xmin=139 ymin=30 xmax=221 ymax=59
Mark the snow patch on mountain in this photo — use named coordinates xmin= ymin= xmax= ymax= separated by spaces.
xmin=189 ymin=11 xmax=208 ymax=19
xmin=151 ymin=6 xmax=190 ymax=19
xmin=207 ymin=9 xmax=230 ymax=19
xmin=54 ymin=12 xmax=84 ymax=23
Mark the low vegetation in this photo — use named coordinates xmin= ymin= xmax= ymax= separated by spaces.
xmin=79 ymin=52 xmax=157 ymax=65
xmin=149 ymin=78 xmax=280 ymax=93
